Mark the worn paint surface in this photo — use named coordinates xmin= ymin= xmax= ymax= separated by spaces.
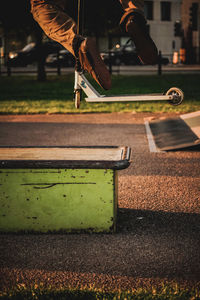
xmin=0 ymin=168 xmax=116 ymax=232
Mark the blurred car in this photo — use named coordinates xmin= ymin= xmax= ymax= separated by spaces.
xmin=101 ymin=40 xmax=142 ymax=66
xmin=101 ymin=39 xmax=169 ymax=66
xmin=7 ymin=41 xmax=62 ymax=67
xmin=45 ymin=49 xmax=75 ymax=67
xmin=160 ymin=56 xmax=169 ymax=65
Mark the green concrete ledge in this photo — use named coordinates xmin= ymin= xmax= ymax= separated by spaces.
xmin=0 ymin=146 xmax=131 ymax=233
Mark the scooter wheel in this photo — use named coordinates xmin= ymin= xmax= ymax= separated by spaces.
xmin=166 ymin=87 xmax=184 ymax=106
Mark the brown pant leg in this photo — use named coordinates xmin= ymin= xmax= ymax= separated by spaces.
xmin=118 ymin=0 xmax=145 ymax=30
xmin=30 ymin=0 xmax=145 ymax=56
xmin=30 ymin=0 xmax=80 ymax=56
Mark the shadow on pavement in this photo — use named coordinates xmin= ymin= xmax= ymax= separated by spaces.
xmin=0 ymin=208 xmax=200 ymax=283
xmin=117 ymin=208 xmax=200 ymax=235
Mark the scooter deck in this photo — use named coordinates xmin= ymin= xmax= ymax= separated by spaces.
xmin=85 ymin=94 xmax=173 ymax=102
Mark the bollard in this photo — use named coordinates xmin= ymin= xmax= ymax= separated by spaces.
xmin=173 ymin=51 xmax=179 ymax=64
xmin=179 ymin=48 xmax=186 ymax=64
xmin=57 ymin=50 xmax=61 ymax=75
xmin=158 ymin=50 xmax=162 ymax=75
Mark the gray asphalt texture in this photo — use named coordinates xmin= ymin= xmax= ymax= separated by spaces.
xmin=0 ymin=112 xmax=200 ymax=291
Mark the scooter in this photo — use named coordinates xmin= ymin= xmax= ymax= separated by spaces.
xmin=73 ymin=0 xmax=184 ymax=109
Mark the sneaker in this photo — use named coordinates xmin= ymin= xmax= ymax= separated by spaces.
xmin=78 ymin=38 xmax=111 ymax=90
xmin=122 ymin=12 xmax=158 ymax=65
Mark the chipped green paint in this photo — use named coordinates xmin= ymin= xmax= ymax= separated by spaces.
xmin=0 ymin=168 xmax=117 ymax=233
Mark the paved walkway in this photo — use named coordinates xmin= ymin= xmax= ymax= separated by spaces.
xmin=1 ymin=64 xmax=200 ymax=76
xmin=0 ymin=113 xmax=200 ymax=292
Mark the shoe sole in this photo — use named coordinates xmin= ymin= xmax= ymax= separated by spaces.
xmin=128 ymin=21 xmax=158 ymax=65
xmin=80 ymin=38 xmax=111 ymax=90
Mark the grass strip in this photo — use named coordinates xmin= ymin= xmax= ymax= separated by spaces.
xmin=0 ymin=74 xmax=200 ymax=114
xmin=0 ymin=283 xmax=199 ymax=300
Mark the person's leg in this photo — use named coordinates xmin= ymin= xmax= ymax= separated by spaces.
xmin=119 ymin=0 xmax=158 ymax=64
xmin=30 ymin=0 xmax=81 ymax=56
xmin=30 ymin=0 xmax=111 ymax=89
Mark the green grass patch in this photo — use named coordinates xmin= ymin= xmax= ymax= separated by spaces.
xmin=0 ymin=74 xmax=200 ymax=114
xmin=0 ymin=283 xmax=199 ymax=300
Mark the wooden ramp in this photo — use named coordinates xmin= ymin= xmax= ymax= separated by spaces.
xmin=147 ymin=111 xmax=200 ymax=151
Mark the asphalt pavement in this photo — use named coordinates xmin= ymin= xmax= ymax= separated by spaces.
xmin=0 ymin=112 xmax=200 ymax=291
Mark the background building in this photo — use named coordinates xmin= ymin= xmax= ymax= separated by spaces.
xmin=109 ymin=0 xmax=200 ymax=64
xmin=145 ymin=0 xmax=182 ymax=57
xmin=100 ymin=0 xmax=184 ymax=63
xmin=145 ymin=0 xmax=200 ymax=63
xmin=181 ymin=0 xmax=200 ymax=63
